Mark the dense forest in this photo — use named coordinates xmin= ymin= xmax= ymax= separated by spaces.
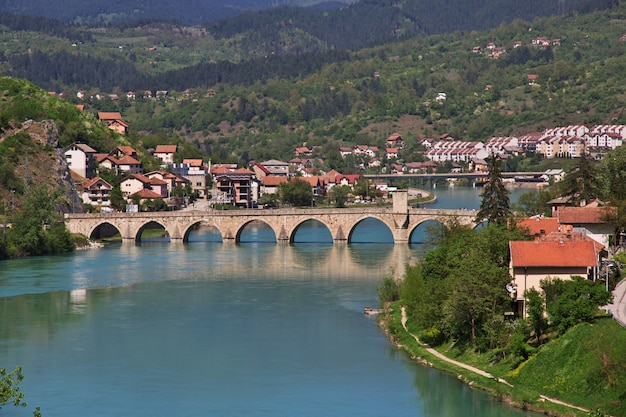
xmin=0 ymin=0 xmax=607 ymax=31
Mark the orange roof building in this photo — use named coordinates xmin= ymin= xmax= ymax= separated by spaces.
xmin=509 ymin=239 xmax=603 ymax=316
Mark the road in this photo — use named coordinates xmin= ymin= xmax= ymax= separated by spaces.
xmin=607 ymin=278 xmax=626 ymax=327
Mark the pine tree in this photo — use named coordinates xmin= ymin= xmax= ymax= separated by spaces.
xmin=558 ymin=153 xmax=602 ymax=205
xmin=476 ymin=155 xmax=511 ymax=225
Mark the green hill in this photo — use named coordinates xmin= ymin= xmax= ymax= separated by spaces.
xmin=1 ymin=1 xmax=626 ymax=166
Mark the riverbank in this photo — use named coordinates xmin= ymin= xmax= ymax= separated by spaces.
xmin=379 ymin=303 xmax=594 ymax=417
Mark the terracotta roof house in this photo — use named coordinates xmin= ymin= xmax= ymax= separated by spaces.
xmin=387 ymin=133 xmax=404 ymax=148
xmin=64 ymin=143 xmax=97 ymax=179
xmin=515 ymin=217 xmax=562 ymax=237
xmin=294 ymin=147 xmax=312 ymax=156
xmin=260 ymin=175 xmax=288 ymax=195
xmin=509 ymin=239 xmax=603 ymax=316
xmin=81 ymin=176 xmax=112 ymax=207
xmin=336 ymin=174 xmax=360 ymax=187
xmin=130 ymin=188 xmax=165 ymax=204
xmin=97 ymin=112 xmax=130 ymax=134
xmin=299 ymin=176 xmax=326 ymax=197
xmin=116 ymin=155 xmax=143 ymax=174
xmin=214 ymin=168 xmax=258 ymax=207
xmin=556 ymin=205 xmax=617 ymax=248
xmin=120 ymin=173 xmax=164 ymax=197
xmin=154 ymin=145 xmax=178 ymax=165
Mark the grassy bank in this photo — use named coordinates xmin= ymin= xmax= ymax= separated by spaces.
xmin=381 ymin=302 xmax=626 ymax=417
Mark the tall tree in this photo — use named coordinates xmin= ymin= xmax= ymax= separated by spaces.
xmin=279 ymin=178 xmax=313 ymax=206
xmin=476 ymin=155 xmax=511 ymax=225
xmin=558 ymin=154 xmax=603 ymax=205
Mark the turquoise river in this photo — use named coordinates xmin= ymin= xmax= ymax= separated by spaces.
xmin=0 ymin=186 xmax=543 ymax=417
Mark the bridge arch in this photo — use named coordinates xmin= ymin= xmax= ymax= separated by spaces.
xmin=89 ymin=221 xmax=122 ymax=241
xmin=134 ymin=220 xmax=169 ymax=242
xmin=407 ymin=218 xmax=446 ymax=244
xmin=236 ymin=220 xmax=277 ymax=243
xmin=180 ymin=220 xmax=224 ymax=243
xmin=288 ymin=219 xmax=333 ymax=244
xmin=347 ymin=216 xmax=394 ymax=244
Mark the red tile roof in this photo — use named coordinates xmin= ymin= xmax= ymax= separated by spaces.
xmin=557 ymin=206 xmax=617 ymax=224
xmin=262 ymin=176 xmax=288 ymax=186
xmin=98 ymin=112 xmax=123 ymax=121
xmin=516 ymin=217 xmax=560 ymax=235
xmin=509 ymin=240 xmax=601 ymax=267
xmin=155 ymin=145 xmax=178 ymax=153
xmin=131 ymin=189 xmax=164 ymax=199
xmin=183 ymin=159 xmax=203 ymax=167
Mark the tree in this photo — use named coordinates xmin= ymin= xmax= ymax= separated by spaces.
xmin=525 ymin=288 xmax=548 ymax=344
xmin=558 ymin=154 xmax=603 ymax=205
xmin=600 ymin=145 xmax=626 ymax=201
xmin=541 ymin=276 xmax=613 ymax=334
xmin=7 ymin=186 xmax=74 ymax=257
xmin=329 ymin=185 xmax=351 ymax=208
xmin=1 ymin=366 xmax=41 ymax=417
xmin=512 ymin=188 xmax=555 ymax=217
xmin=279 ymin=178 xmax=313 ymax=206
xmin=475 ymin=155 xmax=511 ymax=225
xmin=109 ymin=186 xmax=126 ymax=212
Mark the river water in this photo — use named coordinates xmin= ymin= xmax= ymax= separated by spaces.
xmin=0 ymin=186 xmax=541 ymax=417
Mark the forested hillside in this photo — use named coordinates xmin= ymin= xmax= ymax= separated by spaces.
xmin=1 ymin=1 xmax=625 ymax=166
xmin=0 ymin=0 xmax=604 ymax=29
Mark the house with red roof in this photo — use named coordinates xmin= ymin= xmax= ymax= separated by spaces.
xmin=386 ymin=148 xmax=399 ymax=160
xmin=515 ymin=217 xmax=563 ymax=237
xmin=154 ymin=145 xmax=177 ymax=165
xmin=81 ymin=177 xmax=112 ymax=207
xmin=120 ymin=173 xmax=167 ymax=198
xmin=213 ymin=168 xmax=258 ymax=207
xmin=509 ymin=238 xmax=603 ymax=316
xmin=260 ymin=175 xmax=288 ymax=196
xmin=129 ymin=188 xmax=165 ymax=205
xmin=64 ymin=143 xmax=97 ymax=179
xmin=386 ymin=133 xmax=404 ymax=148
xmin=299 ymin=176 xmax=326 ymax=198
xmin=98 ymin=112 xmax=130 ymax=134
xmin=556 ymin=204 xmax=617 ymax=248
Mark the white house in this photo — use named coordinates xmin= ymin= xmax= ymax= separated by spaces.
xmin=64 ymin=143 xmax=97 ymax=179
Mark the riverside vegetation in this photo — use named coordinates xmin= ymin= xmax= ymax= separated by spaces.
xmin=377 ymin=159 xmax=626 ymax=417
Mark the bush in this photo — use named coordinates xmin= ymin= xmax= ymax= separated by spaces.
xmin=377 ymin=276 xmax=401 ymax=303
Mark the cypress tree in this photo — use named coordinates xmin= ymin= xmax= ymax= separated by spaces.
xmin=476 ymin=155 xmax=511 ymax=225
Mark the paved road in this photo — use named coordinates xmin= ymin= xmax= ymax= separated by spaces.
xmin=607 ymin=278 xmax=626 ymax=327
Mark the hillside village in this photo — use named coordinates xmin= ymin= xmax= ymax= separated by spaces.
xmin=66 ymin=109 xmax=626 ymax=212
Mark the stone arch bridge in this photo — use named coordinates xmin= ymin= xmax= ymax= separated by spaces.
xmin=65 ymin=201 xmax=478 ymax=245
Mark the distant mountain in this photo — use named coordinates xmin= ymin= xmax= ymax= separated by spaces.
xmin=0 ymin=0 xmax=611 ymax=28
xmin=1 ymin=0 xmax=354 ymax=25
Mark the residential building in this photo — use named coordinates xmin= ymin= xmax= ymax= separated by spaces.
xmin=154 ymin=145 xmax=177 ymax=165
xmin=64 ymin=143 xmax=97 ymax=178
xmin=97 ymin=112 xmax=130 ymax=134
xmin=257 ymin=160 xmax=290 ymax=177
xmin=213 ymin=168 xmax=258 ymax=207
xmin=556 ymin=204 xmax=618 ymax=248
xmin=169 ymin=159 xmax=208 ymax=198
xmin=81 ymin=177 xmax=112 ymax=207
xmin=509 ymin=238 xmax=603 ymax=316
